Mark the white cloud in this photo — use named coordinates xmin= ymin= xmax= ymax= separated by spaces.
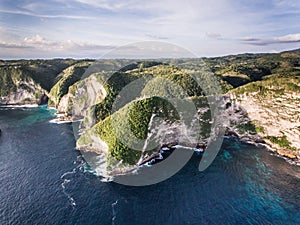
xmin=145 ymin=34 xmax=169 ymax=40
xmin=0 ymin=42 xmax=33 ymax=49
xmin=1 ymin=0 xmax=300 ymax=58
xmin=275 ymin=33 xmax=300 ymax=42
xmin=205 ymin=32 xmax=223 ymax=40
xmin=24 ymin=34 xmax=53 ymax=46
xmin=0 ymin=34 xmax=116 ymax=58
xmin=0 ymin=8 xmax=96 ymax=19
xmin=241 ymin=33 xmax=300 ymax=46
xmin=74 ymin=0 xmax=133 ymax=11
xmin=274 ymin=0 xmax=300 ymax=9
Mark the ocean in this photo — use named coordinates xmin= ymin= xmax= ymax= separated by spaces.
xmin=0 ymin=106 xmax=299 ymax=225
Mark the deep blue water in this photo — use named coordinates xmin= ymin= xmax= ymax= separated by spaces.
xmin=0 ymin=107 xmax=299 ymax=225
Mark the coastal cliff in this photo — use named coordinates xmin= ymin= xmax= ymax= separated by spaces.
xmin=1 ymin=50 xmax=299 ymax=176
xmin=0 ymin=65 xmax=45 ymax=104
xmin=228 ymin=77 xmax=300 ymax=163
xmin=0 ymin=59 xmax=80 ymax=105
xmin=48 ymin=61 xmax=93 ymax=107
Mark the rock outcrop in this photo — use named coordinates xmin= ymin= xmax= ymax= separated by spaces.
xmin=228 ymin=77 xmax=300 ymax=164
xmin=48 ymin=61 xmax=93 ymax=107
xmin=0 ymin=79 xmax=46 ymax=105
xmin=0 ymin=59 xmax=80 ymax=105
xmin=1 ymin=52 xmax=299 ymax=178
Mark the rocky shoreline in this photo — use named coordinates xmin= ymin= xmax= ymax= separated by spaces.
xmin=138 ymin=127 xmax=300 ymax=168
xmin=227 ymin=92 xmax=300 ymax=166
xmin=226 ymin=128 xmax=300 ymax=166
xmin=52 ymin=93 xmax=300 ymax=168
xmin=262 ymin=140 xmax=300 ymax=165
xmin=0 ymin=103 xmax=39 ymax=107
xmin=0 ymin=93 xmax=48 ymax=107
xmin=1 ymin=101 xmax=299 ymax=168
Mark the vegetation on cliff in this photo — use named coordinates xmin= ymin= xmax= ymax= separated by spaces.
xmin=48 ymin=61 xmax=93 ymax=106
xmin=0 ymin=59 xmax=83 ymax=103
xmin=1 ymin=48 xmax=299 ymax=165
xmin=230 ymin=75 xmax=300 ymax=155
xmin=78 ymin=96 xmax=179 ymax=166
xmin=0 ymin=59 xmax=79 ymax=94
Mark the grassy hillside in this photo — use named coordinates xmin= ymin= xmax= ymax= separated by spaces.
xmin=92 ymin=63 xmax=229 ymax=123
xmin=1 ymin=48 xmax=299 ymax=105
xmin=1 ymin=49 xmax=299 ymax=165
xmin=75 ymin=50 xmax=300 ymax=169
xmin=48 ymin=61 xmax=93 ymax=106
xmin=205 ymin=49 xmax=300 ymax=87
xmin=230 ymin=76 xmax=300 ymax=95
xmin=0 ymin=59 xmax=79 ymax=96
xmin=0 ymin=66 xmax=31 ymax=96
xmin=0 ymin=48 xmax=299 ymax=174
xmin=78 ymin=96 xmax=179 ymax=167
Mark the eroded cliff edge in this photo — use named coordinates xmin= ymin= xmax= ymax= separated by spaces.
xmin=228 ymin=77 xmax=300 ymax=163
xmin=0 ymin=59 xmax=82 ymax=105
xmin=1 ymin=50 xmax=299 ymax=177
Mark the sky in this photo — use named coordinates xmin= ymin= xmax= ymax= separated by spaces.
xmin=0 ymin=0 xmax=300 ymax=59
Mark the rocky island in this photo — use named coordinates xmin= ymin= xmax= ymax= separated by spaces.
xmin=1 ymin=49 xmax=299 ymax=178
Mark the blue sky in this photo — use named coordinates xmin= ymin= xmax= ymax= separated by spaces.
xmin=0 ymin=0 xmax=300 ymax=59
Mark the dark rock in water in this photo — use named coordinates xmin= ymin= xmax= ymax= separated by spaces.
xmin=240 ymin=134 xmax=265 ymax=145
xmin=225 ymin=127 xmax=239 ymax=138
xmin=196 ymin=142 xmax=207 ymax=150
xmin=161 ymin=142 xmax=178 ymax=148
xmin=253 ymin=136 xmax=265 ymax=144
xmin=0 ymin=128 xmax=2 ymax=136
xmin=139 ymin=144 xmax=179 ymax=166
xmin=139 ymin=152 xmax=160 ymax=166
xmin=37 ymin=94 xmax=49 ymax=105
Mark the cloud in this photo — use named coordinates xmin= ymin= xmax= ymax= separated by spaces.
xmin=0 ymin=42 xmax=34 ymax=49
xmin=145 ymin=34 xmax=169 ymax=40
xmin=240 ymin=37 xmax=261 ymax=42
xmin=1 ymin=0 xmax=300 ymax=58
xmin=74 ymin=0 xmax=132 ymax=12
xmin=24 ymin=34 xmax=54 ymax=46
xmin=73 ymin=0 xmax=173 ymax=13
xmin=0 ymin=8 xmax=96 ymax=20
xmin=102 ymin=41 xmax=195 ymax=59
xmin=0 ymin=34 xmax=116 ymax=58
xmin=275 ymin=33 xmax=300 ymax=42
xmin=205 ymin=32 xmax=223 ymax=40
xmin=240 ymin=33 xmax=300 ymax=46
xmin=273 ymin=0 xmax=300 ymax=10
xmin=64 ymin=40 xmax=116 ymax=51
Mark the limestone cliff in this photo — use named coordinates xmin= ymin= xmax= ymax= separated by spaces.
xmin=0 ymin=59 xmax=79 ymax=105
xmin=0 ymin=72 xmax=46 ymax=105
xmin=48 ymin=61 xmax=93 ymax=107
xmin=76 ymin=96 xmax=181 ymax=176
xmin=1 ymin=51 xmax=299 ymax=174
xmin=228 ymin=77 xmax=300 ymax=163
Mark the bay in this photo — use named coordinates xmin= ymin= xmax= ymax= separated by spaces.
xmin=0 ymin=107 xmax=299 ymax=225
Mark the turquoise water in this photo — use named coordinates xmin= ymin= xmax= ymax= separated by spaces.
xmin=0 ymin=107 xmax=299 ymax=224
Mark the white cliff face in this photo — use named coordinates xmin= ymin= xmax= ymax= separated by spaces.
xmin=0 ymin=88 xmax=35 ymax=104
xmin=57 ymin=94 xmax=71 ymax=114
xmin=225 ymin=89 xmax=300 ymax=165
xmin=76 ymin=126 xmax=110 ymax=177
xmin=72 ymin=75 xmax=106 ymax=118
xmin=0 ymin=79 xmax=45 ymax=105
xmin=232 ymin=92 xmax=300 ymax=150
xmin=56 ymin=74 xmax=111 ymax=175
xmin=56 ymin=75 xmax=107 ymax=119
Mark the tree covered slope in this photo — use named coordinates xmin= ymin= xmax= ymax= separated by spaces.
xmin=0 ymin=49 xmax=299 ymax=169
